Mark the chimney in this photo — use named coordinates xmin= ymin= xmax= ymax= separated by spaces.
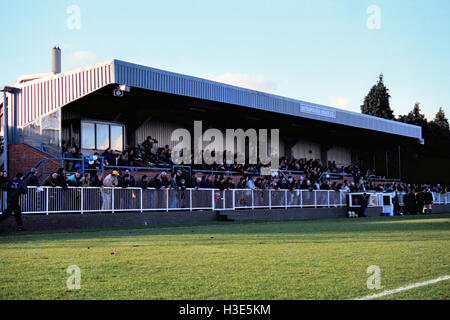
xmin=51 ymin=46 xmax=61 ymax=74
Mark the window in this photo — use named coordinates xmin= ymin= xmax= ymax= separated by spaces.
xmin=96 ymin=124 xmax=110 ymax=150
xmin=110 ymin=125 xmax=123 ymax=151
xmin=81 ymin=121 xmax=124 ymax=151
xmin=81 ymin=122 xmax=95 ymax=150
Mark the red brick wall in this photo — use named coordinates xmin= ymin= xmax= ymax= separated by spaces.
xmin=8 ymin=144 xmax=60 ymax=180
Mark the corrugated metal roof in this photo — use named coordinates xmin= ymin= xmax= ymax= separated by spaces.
xmin=6 ymin=59 xmax=422 ymax=140
xmin=7 ymin=61 xmax=114 ymax=127
xmin=113 ymin=60 xmax=422 ymax=140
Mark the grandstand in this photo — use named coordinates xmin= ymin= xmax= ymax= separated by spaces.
xmin=0 ymin=49 xmax=423 ymax=182
xmin=1 ymin=48 xmax=449 ymax=231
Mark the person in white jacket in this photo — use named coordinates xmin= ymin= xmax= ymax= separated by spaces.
xmin=101 ymin=170 xmax=120 ymax=210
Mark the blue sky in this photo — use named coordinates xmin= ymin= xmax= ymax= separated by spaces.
xmin=1 ymin=0 xmax=449 ymax=120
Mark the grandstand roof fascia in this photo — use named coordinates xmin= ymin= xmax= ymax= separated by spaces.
xmin=112 ymin=59 xmax=422 ymax=140
xmin=8 ymin=59 xmax=422 ymax=140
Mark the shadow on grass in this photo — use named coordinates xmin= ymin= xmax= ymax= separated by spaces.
xmin=0 ymin=214 xmax=449 ymax=245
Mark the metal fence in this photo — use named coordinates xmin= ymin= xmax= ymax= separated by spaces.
xmin=1 ymin=188 xmax=448 ymax=215
xmin=0 ymin=187 xmax=348 ymax=215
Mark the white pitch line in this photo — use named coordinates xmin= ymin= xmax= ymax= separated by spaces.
xmin=356 ymin=275 xmax=450 ymax=300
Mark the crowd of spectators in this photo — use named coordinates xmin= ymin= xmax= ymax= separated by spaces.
xmin=19 ymin=163 xmax=449 ymax=198
xmin=53 ymin=139 xmax=450 ymax=196
xmin=61 ymin=136 xmax=172 ymax=173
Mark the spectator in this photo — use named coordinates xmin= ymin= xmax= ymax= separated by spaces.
xmin=179 ymin=178 xmax=187 ymax=190
xmin=81 ymin=173 xmax=91 ymax=187
xmin=67 ymin=172 xmax=82 ymax=187
xmin=102 ymin=148 xmax=115 ymax=166
xmin=149 ymin=173 xmax=165 ymax=189
xmin=136 ymin=175 xmax=149 ymax=189
xmin=360 ymin=193 xmax=368 ymax=217
xmin=104 ymin=170 xmax=120 ymax=187
xmin=393 ymin=193 xmax=401 ymax=216
xmin=86 ymin=155 xmax=101 ymax=174
xmin=246 ymin=176 xmax=257 ymax=190
xmin=236 ymin=177 xmax=245 ymax=189
xmin=43 ymin=173 xmax=58 ymax=187
xmin=169 ymin=172 xmax=178 ymax=190
xmin=90 ymin=172 xmax=104 ymax=187
xmin=175 ymin=170 xmax=183 ymax=186
xmin=416 ymin=188 xmax=425 ymax=215
xmin=191 ymin=176 xmax=202 ymax=189
xmin=403 ymin=190 xmax=416 ymax=215
xmin=0 ymin=171 xmax=9 ymax=186
xmin=424 ymin=187 xmax=433 ymax=215
xmin=142 ymin=136 xmax=157 ymax=155
xmin=24 ymin=168 xmax=39 ymax=187
xmin=119 ymin=170 xmax=135 ymax=188
xmin=0 ymin=173 xmax=28 ymax=231
xmin=160 ymin=171 xmax=170 ymax=188
xmin=56 ymin=168 xmax=68 ymax=189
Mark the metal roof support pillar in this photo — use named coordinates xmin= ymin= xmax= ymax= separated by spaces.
xmin=385 ymin=150 xmax=389 ymax=178
xmin=2 ymin=91 xmax=7 ymax=175
xmin=1 ymin=86 xmax=19 ymax=176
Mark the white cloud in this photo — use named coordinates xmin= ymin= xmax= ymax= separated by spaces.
xmin=65 ymin=50 xmax=102 ymax=70
xmin=329 ymin=96 xmax=351 ymax=110
xmin=204 ymin=72 xmax=276 ymax=92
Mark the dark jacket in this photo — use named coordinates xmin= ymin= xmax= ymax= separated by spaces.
xmin=2 ymin=178 xmax=28 ymax=205
xmin=119 ymin=175 xmax=134 ymax=188
xmin=43 ymin=175 xmax=58 ymax=187
xmin=149 ymin=177 xmax=163 ymax=189
xmin=24 ymin=172 xmax=40 ymax=187
xmin=89 ymin=176 xmax=104 ymax=187
xmin=136 ymin=177 xmax=149 ymax=189
xmin=360 ymin=196 xmax=369 ymax=209
xmin=0 ymin=176 xmax=9 ymax=189
xmin=56 ymin=174 xmax=68 ymax=189
xmin=423 ymin=191 xmax=433 ymax=205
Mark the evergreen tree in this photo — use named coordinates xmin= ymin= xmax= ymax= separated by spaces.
xmin=433 ymin=107 xmax=449 ymax=130
xmin=360 ymin=74 xmax=394 ymax=119
xmin=397 ymin=103 xmax=427 ymax=126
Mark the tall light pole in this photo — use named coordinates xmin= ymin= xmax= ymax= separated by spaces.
xmin=0 ymin=86 xmax=19 ymax=177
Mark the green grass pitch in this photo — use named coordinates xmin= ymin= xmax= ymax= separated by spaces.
xmin=0 ymin=214 xmax=449 ymax=300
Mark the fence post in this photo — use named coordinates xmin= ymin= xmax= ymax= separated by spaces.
xmin=285 ymin=190 xmax=287 ymax=209
xmin=45 ymin=187 xmax=49 ymax=215
xmin=232 ymin=189 xmax=235 ymax=211
xmin=314 ymin=190 xmax=317 ymax=208
xmin=189 ymin=189 xmax=192 ymax=211
xmin=269 ymin=190 xmax=272 ymax=210
xmin=222 ymin=190 xmax=225 ymax=210
xmin=300 ymin=190 xmax=303 ymax=208
xmin=211 ymin=189 xmax=215 ymax=210
xmin=80 ymin=188 xmax=84 ymax=214
xmin=140 ymin=189 xmax=143 ymax=213
xmin=328 ymin=190 xmax=330 ymax=208
xmin=166 ymin=188 xmax=169 ymax=212
xmin=251 ymin=190 xmax=254 ymax=210
xmin=112 ymin=188 xmax=115 ymax=213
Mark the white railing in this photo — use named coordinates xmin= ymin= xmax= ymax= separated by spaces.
xmin=0 ymin=187 xmax=348 ymax=215
xmin=1 ymin=187 xmax=447 ymax=215
xmin=396 ymin=191 xmax=450 ymax=206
